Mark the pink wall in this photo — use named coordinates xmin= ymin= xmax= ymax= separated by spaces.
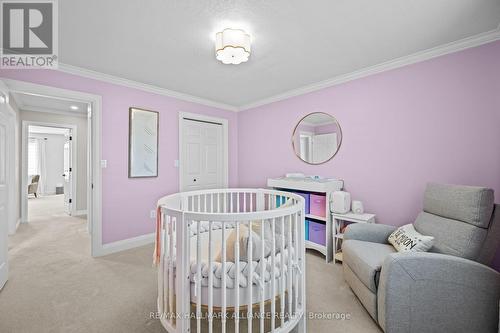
xmin=0 ymin=69 xmax=238 ymax=244
xmin=2 ymin=41 xmax=499 ymax=267
xmin=238 ymin=41 xmax=500 ymax=268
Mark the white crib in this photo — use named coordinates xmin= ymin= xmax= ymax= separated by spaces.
xmin=156 ymin=188 xmax=306 ymax=333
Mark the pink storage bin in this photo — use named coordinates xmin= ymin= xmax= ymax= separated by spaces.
xmin=309 ymin=194 xmax=326 ymax=217
xmin=308 ymin=221 xmax=326 ymax=246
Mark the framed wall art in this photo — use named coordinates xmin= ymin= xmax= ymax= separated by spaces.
xmin=128 ymin=107 xmax=159 ymax=178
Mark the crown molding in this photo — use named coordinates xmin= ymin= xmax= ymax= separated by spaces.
xmin=238 ymin=27 xmax=500 ymax=111
xmin=56 ymin=63 xmax=239 ymax=112
xmin=54 ymin=27 xmax=500 ymax=113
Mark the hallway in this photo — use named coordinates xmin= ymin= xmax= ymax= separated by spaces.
xmin=1 ymin=195 xmax=162 ymax=333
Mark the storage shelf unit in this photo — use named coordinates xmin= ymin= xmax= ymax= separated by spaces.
xmin=268 ymin=177 xmax=344 ymax=262
xmin=305 ymin=214 xmax=327 ymax=222
xmin=332 ymin=212 xmax=376 ymax=263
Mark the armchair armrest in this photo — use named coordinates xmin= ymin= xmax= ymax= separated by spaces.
xmin=343 ymin=223 xmax=396 ymax=244
xmin=378 ymin=252 xmax=500 ymax=333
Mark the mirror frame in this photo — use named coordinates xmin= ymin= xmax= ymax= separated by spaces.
xmin=291 ymin=112 xmax=343 ymax=165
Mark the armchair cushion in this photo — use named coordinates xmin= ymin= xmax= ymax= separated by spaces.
xmin=343 ymin=239 xmax=396 ymax=293
xmin=414 ymin=212 xmax=487 ymax=260
xmin=424 ymin=183 xmax=494 ymax=228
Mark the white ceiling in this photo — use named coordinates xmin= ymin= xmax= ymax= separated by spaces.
xmin=59 ymin=0 xmax=500 ymax=108
xmin=12 ymin=92 xmax=88 ymax=115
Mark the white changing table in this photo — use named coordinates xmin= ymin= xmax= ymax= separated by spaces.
xmin=267 ymin=177 xmax=344 ymax=262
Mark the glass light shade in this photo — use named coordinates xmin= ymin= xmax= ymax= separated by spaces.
xmin=215 ymin=28 xmax=251 ymax=65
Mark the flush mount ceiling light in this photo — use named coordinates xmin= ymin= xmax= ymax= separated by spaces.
xmin=215 ymin=28 xmax=251 ymax=65
xmin=70 ymin=105 xmax=79 ymax=110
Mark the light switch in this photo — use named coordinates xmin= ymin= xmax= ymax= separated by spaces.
xmin=174 ymin=160 xmax=179 ymax=168
xmin=150 ymin=210 xmax=157 ymax=219
xmin=100 ymin=160 xmax=107 ymax=168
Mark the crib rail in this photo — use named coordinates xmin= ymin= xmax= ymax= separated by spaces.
xmin=157 ymin=189 xmax=306 ymax=333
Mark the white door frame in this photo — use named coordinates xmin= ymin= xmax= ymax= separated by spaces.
xmin=2 ymin=78 xmax=104 ymax=257
xmin=178 ymin=112 xmax=229 ymax=192
xmin=22 ymin=121 xmax=77 ymax=218
xmin=0 ymin=81 xmax=13 ymax=289
xmin=3 ymin=88 xmax=19 ymax=236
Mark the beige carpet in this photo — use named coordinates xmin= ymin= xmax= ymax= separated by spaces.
xmin=0 ymin=195 xmax=381 ymax=333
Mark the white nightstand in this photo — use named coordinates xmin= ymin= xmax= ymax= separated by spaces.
xmin=332 ymin=212 xmax=376 ymax=263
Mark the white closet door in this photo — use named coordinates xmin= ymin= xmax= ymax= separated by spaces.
xmin=312 ymin=133 xmax=337 ymax=163
xmin=181 ymin=119 xmax=223 ymax=192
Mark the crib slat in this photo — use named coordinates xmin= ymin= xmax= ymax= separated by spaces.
xmin=235 ymin=222 xmax=240 ymax=333
xmin=223 ymin=192 xmax=227 ymax=213
xmin=230 ymin=192 xmax=234 ymax=213
xmin=247 ymin=220 xmax=253 ymax=333
xmin=294 ymin=212 xmax=299 ymax=312
xmin=208 ymin=221 xmax=214 ymax=333
xmin=243 ymin=193 xmax=247 ymax=212
xmin=280 ymin=216 xmax=286 ymax=327
xmin=260 ymin=219 xmax=265 ymax=333
xmin=287 ymin=213 xmax=293 ymax=318
xmin=250 ymin=193 xmax=254 ymax=212
xmin=196 ymin=221 xmax=202 ymax=333
xmin=179 ymin=218 xmax=191 ymax=333
xmin=271 ymin=217 xmax=276 ymax=332
xmin=168 ymin=217 xmax=175 ymax=321
xmin=222 ymin=222 xmax=227 ymax=333
xmin=158 ymin=212 xmax=164 ymax=315
xmin=237 ymin=192 xmax=240 ymax=213
xmin=163 ymin=215 xmax=170 ymax=319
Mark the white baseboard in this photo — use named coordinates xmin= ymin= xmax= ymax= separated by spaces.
xmin=96 ymin=232 xmax=155 ymax=257
xmin=8 ymin=218 xmax=21 ymax=235
xmin=73 ymin=210 xmax=87 ymax=216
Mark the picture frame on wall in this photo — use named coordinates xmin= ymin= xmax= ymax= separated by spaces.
xmin=128 ymin=107 xmax=159 ymax=178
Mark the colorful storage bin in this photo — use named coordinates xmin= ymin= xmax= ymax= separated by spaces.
xmin=310 ymin=194 xmax=326 ymax=217
xmin=275 ymin=195 xmax=287 ymax=208
xmin=295 ymin=192 xmax=310 ymax=214
xmin=276 ymin=191 xmax=310 ymax=214
xmin=308 ymin=221 xmax=326 ymax=246
xmin=305 ymin=220 xmax=309 ymax=240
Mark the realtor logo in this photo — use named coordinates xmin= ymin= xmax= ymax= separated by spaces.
xmin=1 ymin=0 xmax=58 ymax=68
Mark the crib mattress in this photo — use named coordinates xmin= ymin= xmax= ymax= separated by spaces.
xmin=161 ymin=223 xmax=297 ymax=307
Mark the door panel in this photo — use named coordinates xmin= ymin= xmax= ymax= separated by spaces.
xmin=313 ymin=133 xmax=337 ymax=164
xmin=187 ymin=143 xmax=200 ymax=174
xmin=181 ymin=118 xmax=224 ymax=191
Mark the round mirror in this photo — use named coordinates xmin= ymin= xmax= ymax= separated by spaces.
xmin=292 ymin=112 xmax=342 ymax=164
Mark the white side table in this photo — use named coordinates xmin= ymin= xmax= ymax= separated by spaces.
xmin=332 ymin=212 xmax=376 ymax=263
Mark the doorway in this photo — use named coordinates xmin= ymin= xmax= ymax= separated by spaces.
xmin=0 ymin=78 xmax=104 ymax=260
xmin=25 ymin=124 xmax=77 ymax=222
xmin=179 ymin=112 xmax=229 ymax=192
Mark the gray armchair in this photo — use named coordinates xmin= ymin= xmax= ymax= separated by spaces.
xmin=342 ymin=183 xmax=500 ymax=333
xmin=28 ymin=175 xmax=40 ymax=198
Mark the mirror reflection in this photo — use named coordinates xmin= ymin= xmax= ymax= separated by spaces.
xmin=292 ymin=112 xmax=342 ymax=164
